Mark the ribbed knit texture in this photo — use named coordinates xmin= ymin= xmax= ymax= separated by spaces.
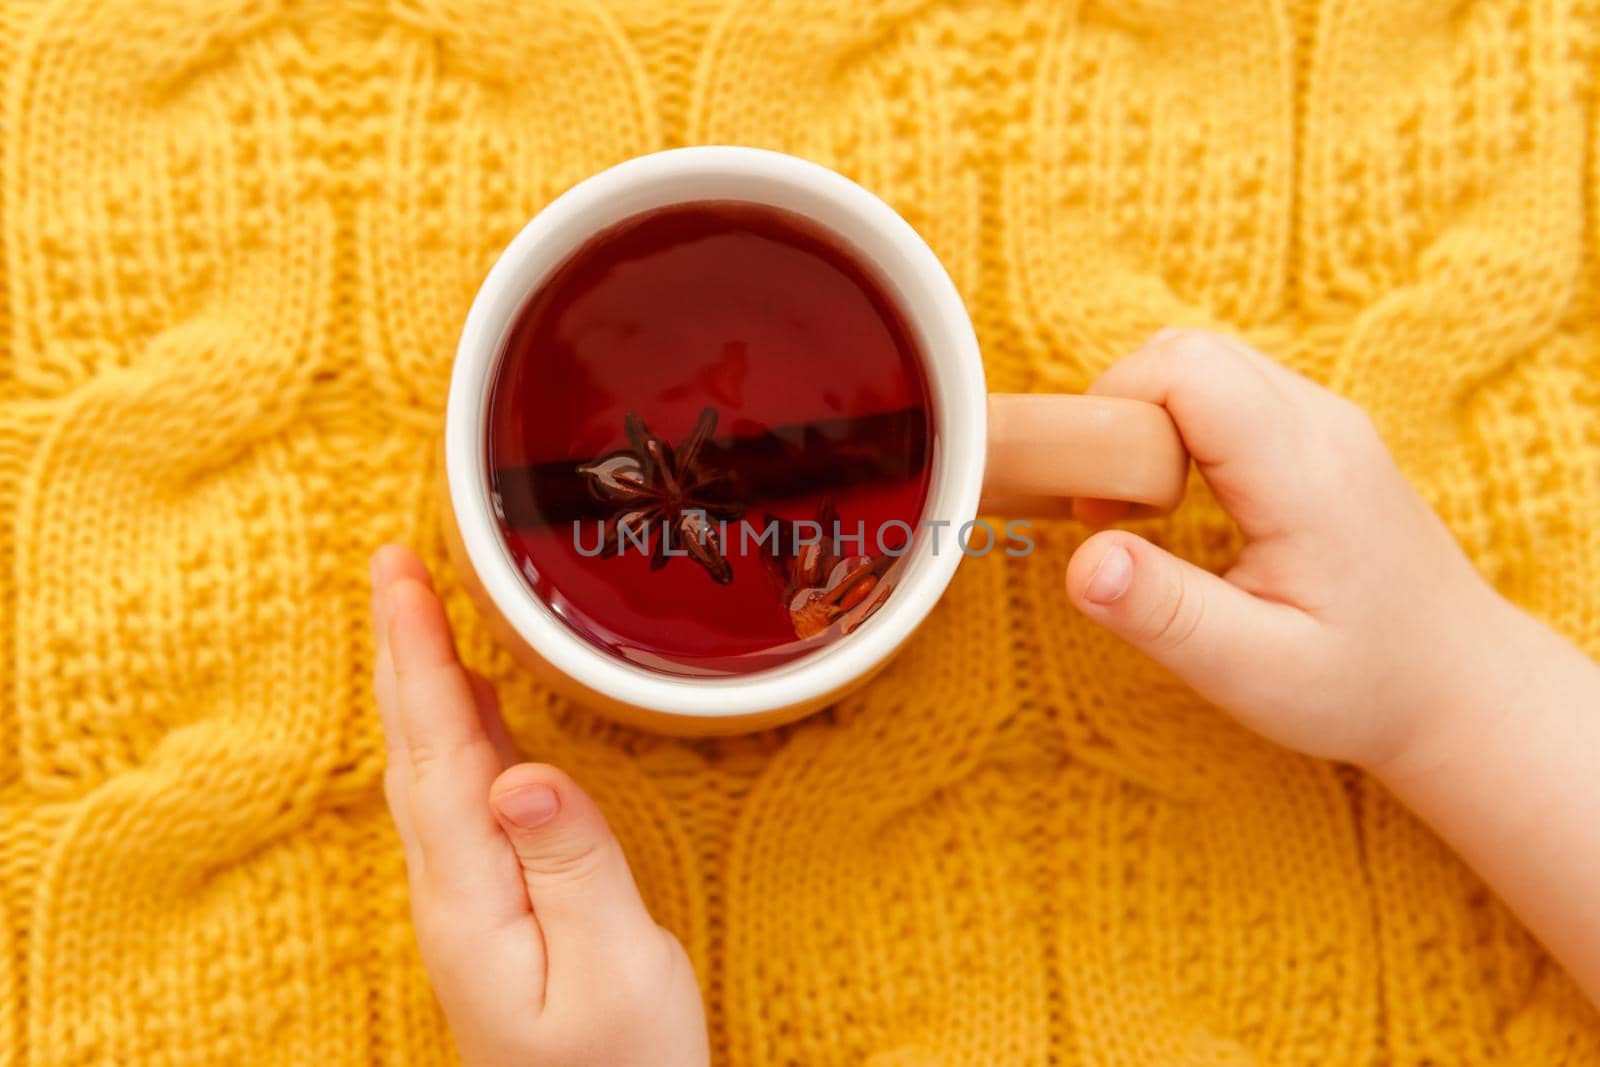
xmin=4 ymin=0 xmax=1600 ymax=1063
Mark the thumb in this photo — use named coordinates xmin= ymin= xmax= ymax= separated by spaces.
xmin=1066 ymin=530 xmax=1317 ymax=714
xmin=490 ymin=763 xmax=659 ymax=970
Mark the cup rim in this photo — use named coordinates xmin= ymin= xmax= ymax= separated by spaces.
xmin=446 ymin=146 xmax=986 ymax=718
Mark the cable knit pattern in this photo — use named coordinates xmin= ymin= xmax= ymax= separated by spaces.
xmin=3 ymin=0 xmax=1600 ymax=1063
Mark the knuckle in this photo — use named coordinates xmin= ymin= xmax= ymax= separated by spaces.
xmin=1316 ymin=401 xmax=1390 ymax=493
xmin=522 ymin=833 xmax=611 ymax=886
xmin=405 ymin=737 xmax=443 ymax=776
xmin=1169 ymin=327 xmax=1245 ymax=370
xmin=1325 ymin=393 xmax=1382 ymax=448
xmin=1142 ymin=570 xmax=1205 ymax=654
xmin=405 ymin=736 xmax=468 ymax=780
xmin=1153 ymin=329 xmax=1263 ymax=404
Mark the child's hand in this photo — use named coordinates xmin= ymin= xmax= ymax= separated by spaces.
xmin=1064 ymin=328 xmax=1522 ymax=771
xmin=1066 ymin=329 xmax=1600 ymax=1003
xmin=369 ymin=546 xmax=709 ymax=1067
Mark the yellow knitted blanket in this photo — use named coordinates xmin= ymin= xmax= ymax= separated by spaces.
xmin=4 ymin=0 xmax=1600 ymax=1063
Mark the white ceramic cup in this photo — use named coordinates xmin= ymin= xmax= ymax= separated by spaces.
xmin=444 ymin=146 xmax=1187 ymax=735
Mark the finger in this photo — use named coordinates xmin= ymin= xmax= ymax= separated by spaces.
xmin=468 ymin=670 xmax=520 ymax=767
xmin=489 ymin=763 xmax=660 ymax=993
xmin=371 ymin=547 xmax=436 ymax=759
xmin=1067 ymin=529 xmax=1321 ymax=717
xmin=388 ymin=578 xmax=526 ymax=916
xmin=1089 ymin=329 xmax=1329 ymax=539
xmin=370 ymin=547 xmax=423 ymax=756
xmin=372 ymin=543 xmax=435 ymax=591
xmin=371 ymin=550 xmax=423 ymax=877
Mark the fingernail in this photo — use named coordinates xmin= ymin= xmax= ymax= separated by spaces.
xmin=1083 ymin=545 xmax=1134 ymax=604
xmin=370 ymin=554 xmax=383 ymax=588
xmin=495 ymin=785 xmax=560 ymax=829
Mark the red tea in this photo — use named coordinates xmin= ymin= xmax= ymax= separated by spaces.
xmin=486 ymin=201 xmax=933 ymax=676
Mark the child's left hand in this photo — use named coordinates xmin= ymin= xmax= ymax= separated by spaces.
xmin=370 ymin=546 xmax=709 ymax=1067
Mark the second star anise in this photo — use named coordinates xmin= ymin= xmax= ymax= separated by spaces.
xmin=577 ymin=407 xmax=744 ymax=583
xmin=762 ymin=499 xmax=900 ymax=639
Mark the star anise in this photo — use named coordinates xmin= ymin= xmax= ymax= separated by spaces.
xmin=577 ymin=407 xmax=744 ymax=583
xmin=763 ymin=499 xmax=900 ymax=639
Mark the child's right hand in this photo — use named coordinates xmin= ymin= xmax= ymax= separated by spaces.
xmin=1064 ymin=328 xmax=1532 ymax=774
xmin=1066 ymin=328 xmax=1600 ymax=1004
